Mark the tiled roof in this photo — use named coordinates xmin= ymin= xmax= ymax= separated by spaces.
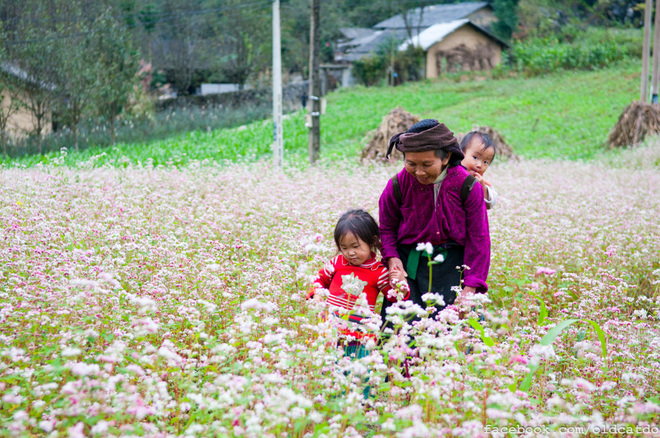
xmin=374 ymin=2 xmax=490 ymax=29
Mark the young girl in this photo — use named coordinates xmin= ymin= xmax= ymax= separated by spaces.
xmin=308 ymin=209 xmax=409 ymax=355
xmin=460 ymin=131 xmax=498 ymax=209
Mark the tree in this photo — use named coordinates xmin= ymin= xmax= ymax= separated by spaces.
xmin=0 ymin=38 xmax=20 ymax=156
xmin=492 ymin=0 xmax=520 ymax=41
xmin=153 ymin=0 xmax=207 ymax=95
xmin=6 ymin=28 xmax=58 ymax=153
xmin=91 ymin=9 xmax=140 ymax=143
xmin=53 ymin=5 xmax=99 ymax=151
xmin=398 ymin=1 xmax=433 ymax=45
xmin=216 ymin=0 xmax=270 ymax=89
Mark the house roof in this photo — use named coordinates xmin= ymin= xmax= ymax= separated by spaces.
xmin=398 ymin=19 xmax=508 ymax=51
xmin=336 ymin=28 xmax=410 ymax=62
xmin=0 ymin=61 xmax=56 ymax=91
xmin=374 ymin=2 xmax=490 ymax=29
xmin=338 ymin=27 xmax=375 ymax=41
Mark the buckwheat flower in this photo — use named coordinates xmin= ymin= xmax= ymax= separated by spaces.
xmin=599 ymin=381 xmax=617 ymax=391
xmin=437 ymin=306 xmax=460 ymax=324
xmin=126 ymin=397 xmax=154 ymax=420
xmin=535 ymin=266 xmax=556 ymax=276
xmin=421 ymin=293 xmax=445 ymax=307
xmin=91 ymin=420 xmax=109 ymax=434
xmin=621 ymin=372 xmax=643 ymax=382
xmin=61 ymin=347 xmax=82 ymax=357
xmin=126 ymin=364 xmax=146 ymax=376
xmin=433 ymin=253 xmax=445 ymax=263
xmin=158 ymin=345 xmax=183 ymax=365
xmin=240 ymin=298 xmax=276 ymax=313
xmin=631 ymin=401 xmax=660 ymax=415
xmin=381 ymin=418 xmax=396 ymax=431
xmin=67 ymin=422 xmax=85 ymax=438
xmin=395 ymin=404 xmax=423 ymax=421
xmin=510 ymin=355 xmax=528 ymax=365
xmin=39 ymin=420 xmax=56 ymax=433
xmin=632 ymin=309 xmax=648 ymax=319
xmin=416 ymin=242 xmax=433 ymax=255
xmin=69 ymin=362 xmax=100 ymax=376
xmin=529 ymin=344 xmax=556 ymax=366
xmin=309 ymin=411 xmax=323 ymax=423
xmin=186 ymin=424 xmax=205 ymax=435
xmin=98 ymin=272 xmax=120 ymax=288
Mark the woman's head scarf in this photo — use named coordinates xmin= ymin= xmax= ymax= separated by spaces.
xmin=386 ymin=119 xmax=464 ymax=161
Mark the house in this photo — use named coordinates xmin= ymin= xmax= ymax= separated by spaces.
xmin=0 ymin=62 xmax=53 ymax=139
xmin=334 ymin=2 xmax=506 ymax=83
xmin=399 ymin=19 xmax=507 ymax=77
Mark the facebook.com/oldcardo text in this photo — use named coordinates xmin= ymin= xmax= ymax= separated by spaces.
xmin=485 ymin=424 xmax=660 ymax=435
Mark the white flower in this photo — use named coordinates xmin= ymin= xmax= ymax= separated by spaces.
xmin=240 ymin=298 xmax=276 ymax=313
xmin=416 ymin=242 xmax=433 ymax=255
xmin=421 ymin=292 xmax=445 ymax=307
xmin=433 ymin=253 xmax=445 ymax=263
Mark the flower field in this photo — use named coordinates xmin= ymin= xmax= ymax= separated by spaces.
xmin=1 ymin=142 xmax=659 ymax=437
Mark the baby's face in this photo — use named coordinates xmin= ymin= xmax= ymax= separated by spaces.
xmin=461 ymin=141 xmax=495 ymax=176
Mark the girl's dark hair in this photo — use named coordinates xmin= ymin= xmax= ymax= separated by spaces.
xmin=460 ymin=132 xmax=495 ymax=158
xmin=334 ymin=209 xmax=380 ymax=251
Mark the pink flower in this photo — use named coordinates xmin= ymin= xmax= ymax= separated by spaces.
xmin=510 ymin=355 xmax=529 ymax=365
xmin=67 ymin=422 xmax=85 ymax=438
xmin=535 ymin=267 xmax=556 ymax=276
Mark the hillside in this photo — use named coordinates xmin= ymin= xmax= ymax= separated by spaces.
xmin=1 ymin=59 xmax=644 ymax=168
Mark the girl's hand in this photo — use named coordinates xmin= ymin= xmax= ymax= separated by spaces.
xmin=463 ymin=286 xmax=477 ymax=294
xmin=390 ymin=268 xmax=407 ymax=284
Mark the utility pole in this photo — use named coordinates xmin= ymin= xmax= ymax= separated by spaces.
xmin=651 ymin=0 xmax=660 ymax=103
xmin=308 ymin=0 xmax=321 ymax=163
xmin=272 ymin=0 xmax=284 ymax=168
xmin=642 ymin=0 xmax=653 ymax=102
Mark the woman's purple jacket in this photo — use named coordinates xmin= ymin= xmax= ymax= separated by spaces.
xmin=378 ymin=166 xmax=491 ymax=292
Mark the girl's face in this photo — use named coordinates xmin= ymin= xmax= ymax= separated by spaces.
xmin=338 ymin=232 xmax=373 ymax=266
xmin=404 ymin=150 xmax=451 ymax=185
xmin=461 ymin=141 xmax=494 ymax=176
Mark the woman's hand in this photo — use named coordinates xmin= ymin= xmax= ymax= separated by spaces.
xmin=463 ymin=286 xmax=477 ymax=294
xmin=387 ymin=257 xmax=406 ymax=278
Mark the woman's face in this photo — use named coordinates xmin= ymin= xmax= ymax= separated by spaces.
xmin=404 ymin=150 xmax=451 ymax=185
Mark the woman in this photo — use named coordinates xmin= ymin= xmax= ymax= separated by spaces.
xmin=379 ymin=119 xmax=490 ymax=321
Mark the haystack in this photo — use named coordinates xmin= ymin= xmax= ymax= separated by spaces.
xmin=608 ymin=101 xmax=660 ymax=148
xmin=455 ymin=125 xmax=515 ymax=159
xmin=361 ymin=107 xmax=419 ymax=162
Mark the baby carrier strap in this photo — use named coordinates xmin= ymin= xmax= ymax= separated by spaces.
xmin=460 ymin=174 xmax=477 ymax=203
xmin=390 ymin=172 xmax=476 ymax=205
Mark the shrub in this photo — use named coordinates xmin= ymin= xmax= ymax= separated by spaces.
xmin=510 ymin=35 xmax=627 ymax=76
xmin=352 ymin=55 xmax=388 ymax=87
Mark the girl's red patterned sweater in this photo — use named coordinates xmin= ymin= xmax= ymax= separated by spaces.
xmin=309 ymin=253 xmax=409 ymax=340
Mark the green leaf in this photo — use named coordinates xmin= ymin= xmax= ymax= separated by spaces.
xmin=467 ymin=318 xmax=495 ymax=347
xmin=583 ymin=319 xmax=608 ymax=358
xmin=518 ymin=318 xmax=608 ymax=392
xmin=540 ymin=319 xmax=580 ymax=346
xmin=531 ymin=293 xmax=548 ymax=325
xmin=519 ymin=364 xmax=540 ymax=392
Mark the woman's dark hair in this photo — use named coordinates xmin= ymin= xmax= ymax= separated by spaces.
xmin=403 ymin=119 xmax=463 ymax=166
xmin=460 ymin=132 xmax=495 ymax=159
xmin=334 ymin=209 xmax=380 ymax=251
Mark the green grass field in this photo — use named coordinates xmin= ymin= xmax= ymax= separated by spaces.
xmin=2 ymin=59 xmax=643 ymax=168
